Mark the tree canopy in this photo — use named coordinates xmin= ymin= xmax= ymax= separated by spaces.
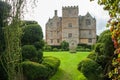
xmin=21 ymin=21 xmax=43 ymax=45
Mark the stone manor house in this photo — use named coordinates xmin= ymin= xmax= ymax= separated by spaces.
xmin=45 ymin=6 xmax=96 ymax=49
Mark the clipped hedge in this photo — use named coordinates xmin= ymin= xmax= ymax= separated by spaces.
xmin=21 ymin=56 xmax=60 ymax=80
xmin=21 ymin=61 xmax=49 ymax=80
xmin=42 ymin=56 xmax=60 ymax=77
xmin=22 ymin=45 xmax=37 ymax=61
xmin=78 ymin=58 xmax=103 ymax=80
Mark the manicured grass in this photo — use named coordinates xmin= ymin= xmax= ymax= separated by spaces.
xmin=43 ymin=51 xmax=90 ymax=80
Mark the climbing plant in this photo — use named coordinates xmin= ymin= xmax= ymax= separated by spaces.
xmin=91 ymin=0 xmax=120 ymax=79
xmin=1 ymin=0 xmax=37 ymax=80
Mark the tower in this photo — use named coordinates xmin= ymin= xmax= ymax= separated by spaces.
xmin=62 ymin=6 xmax=79 ymax=52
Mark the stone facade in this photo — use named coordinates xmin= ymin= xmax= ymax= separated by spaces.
xmin=46 ymin=6 xmax=96 ymax=48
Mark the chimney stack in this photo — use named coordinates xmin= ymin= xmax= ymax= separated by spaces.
xmin=55 ymin=10 xmax=57 ymax=16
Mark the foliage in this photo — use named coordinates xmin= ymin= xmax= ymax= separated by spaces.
xmin=78 ymin=30 xmax=115 ymax=80
xmin=0 ymin=1 xmax=11 ymax=53
xmin=34 ymin=40 xmax=44 ymax=50
xmin=44 ymin=44 xmax=52 ymax=51
xmin=42 ymin=56 xmax=60 ymax=78
xmin=87 ymin=51 xmax=97 ymax=60
xmin=22 ymin=45 xmax=43 ymax=63
xmin=21 ymin=21 xmax=43 ymax=45
xmin=60 ymin=40 xmax=69 ymax=51
xmin=78 ymin=58 xmax=103 ymax=80
xmin=22 ymin=45 xmax=37 ymax=61
xmin=52 ymin=48 xmax=59 ymax=52
xmin=0 ymin=60 xmax=7 ymax=80
xmin=77 ymin=44 xmax=92 ymax=52
xmin=21 ymin=56 xmax=60 ymax=80
xmin=91 ymin=0 xmax=120 ymax=79
xmin=21 ymin=61 xmax=50 ymax=80
xmin=37 ymin=49 xmax=43 ymax=63
xmin=97 ymin=30 xmax=114 ymax=56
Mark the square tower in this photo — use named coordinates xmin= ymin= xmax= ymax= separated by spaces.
xmin=62 ymin=6 xmax=79 ymax=51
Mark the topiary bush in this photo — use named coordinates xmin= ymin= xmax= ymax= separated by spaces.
xmin=87 ymin=51 xmax=97 ymax=61
xmin=52 ymin=48 xmax=58 ymax=52
xmin=42 ymin=56 xmax=60 ymax=77
xmin=22 ymin=45 xmax=43 ymax=63
xmin=78 ymin=30 xmax=115 ymax=80
xmin=78 ymin=58 xmax=103 ymax=80
xmin=21 ymin=61 xmax=50 ymax=80
xmin=21 ymin=56 xmax=60 ymax=80
xmin=37 ymin=49 xmax=43 ymax=63
xmin=22 ymin=45 xmax=37 ymax=61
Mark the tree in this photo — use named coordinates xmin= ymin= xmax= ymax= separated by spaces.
xmin=0 ymin=1 xmax=11 ymax=53
xmin=91 ymin=0 xmax=120 ymax=79
xmin=60 ymin=40 xmax=69 ymax=51
xmin=0 ymin=1 xmax=11 ymax=80
xmin=21 ymin=21 xmax=43 ymax=46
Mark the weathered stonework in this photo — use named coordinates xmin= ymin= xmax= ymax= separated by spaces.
xmin=45 ymin=6 xmax=96 ymax=50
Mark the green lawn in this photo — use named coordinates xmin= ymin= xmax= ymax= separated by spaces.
xmin=43 ymin=51 xmax=90 ymax=80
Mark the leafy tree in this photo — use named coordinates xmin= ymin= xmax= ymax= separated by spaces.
xmin=60 ymin=40 xmax=69 ymax=51
xmin=21 ymin=21 xmax=43 ymax=46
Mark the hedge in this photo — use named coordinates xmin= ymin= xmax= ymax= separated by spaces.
xmin=42 ymin=56 xmax=60 ymax=77
xmin=21 ymin=61 xmax=50 ymax=80
xmin=21 ymin=56 xmax=60 ymax=80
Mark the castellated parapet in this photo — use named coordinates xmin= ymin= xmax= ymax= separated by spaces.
xmin=62 ymin=6 xmax=79 ymax=17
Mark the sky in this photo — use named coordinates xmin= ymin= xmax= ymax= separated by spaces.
xmin=23 ymin=0 xmax=110 ymax=38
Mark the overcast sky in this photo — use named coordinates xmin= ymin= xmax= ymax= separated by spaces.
xmin=23 ymin=0 xmax=110 ymax=38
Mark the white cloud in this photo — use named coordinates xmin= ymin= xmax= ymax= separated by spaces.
xmin=23 ymin=0 xmax=110 ymax=38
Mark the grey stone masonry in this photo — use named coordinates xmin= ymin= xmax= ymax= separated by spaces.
xmin=46 ymin=6 xmax=96 ymax=48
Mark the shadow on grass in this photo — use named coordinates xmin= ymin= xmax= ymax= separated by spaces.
xmin=50 ymin=68 xmax=73 ymax=80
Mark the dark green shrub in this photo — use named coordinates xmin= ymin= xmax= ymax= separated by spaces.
xmin=37 ymin=49 xmax=43 ymax=63
xmin=51 ymin=45 xmax=61 ymax=49
xmin=78 ymin=58 xmax=103 ymax=80
xmin=97 ymin=30 xmax=114 ymax=56
xmin=52 ymin=48 xmax=58 ymax=52
xmin=94 ymin=43 xmax=104 ymax=54
xmin=0 ymin=61 xmax=7 ymax=80
xmin=21 ymin=23 xmax=43 ymax=45
xmin=60 ymin=40 xmax=69 ymax=51
xmin=87 ymin=51 xmax=97 ymax=60
xmin=42 ymin=56 xmax=60 ymax=77
xmin=22 ymin=45 xmax=37 ymax=61
xmin=77 ymin=44 xmax=92 ymax=52
xmin=21 ymin=56 xmax=60 ymax=80
xmin=44 ymin=44 xmax=52 ymax=51
xmin=34 ymin=40 xmax=44 ymax=50
xmin=78 ymin=44 xmax=92 ymax=50
xmin=21 ymin=61 xmax=50 ymax=80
